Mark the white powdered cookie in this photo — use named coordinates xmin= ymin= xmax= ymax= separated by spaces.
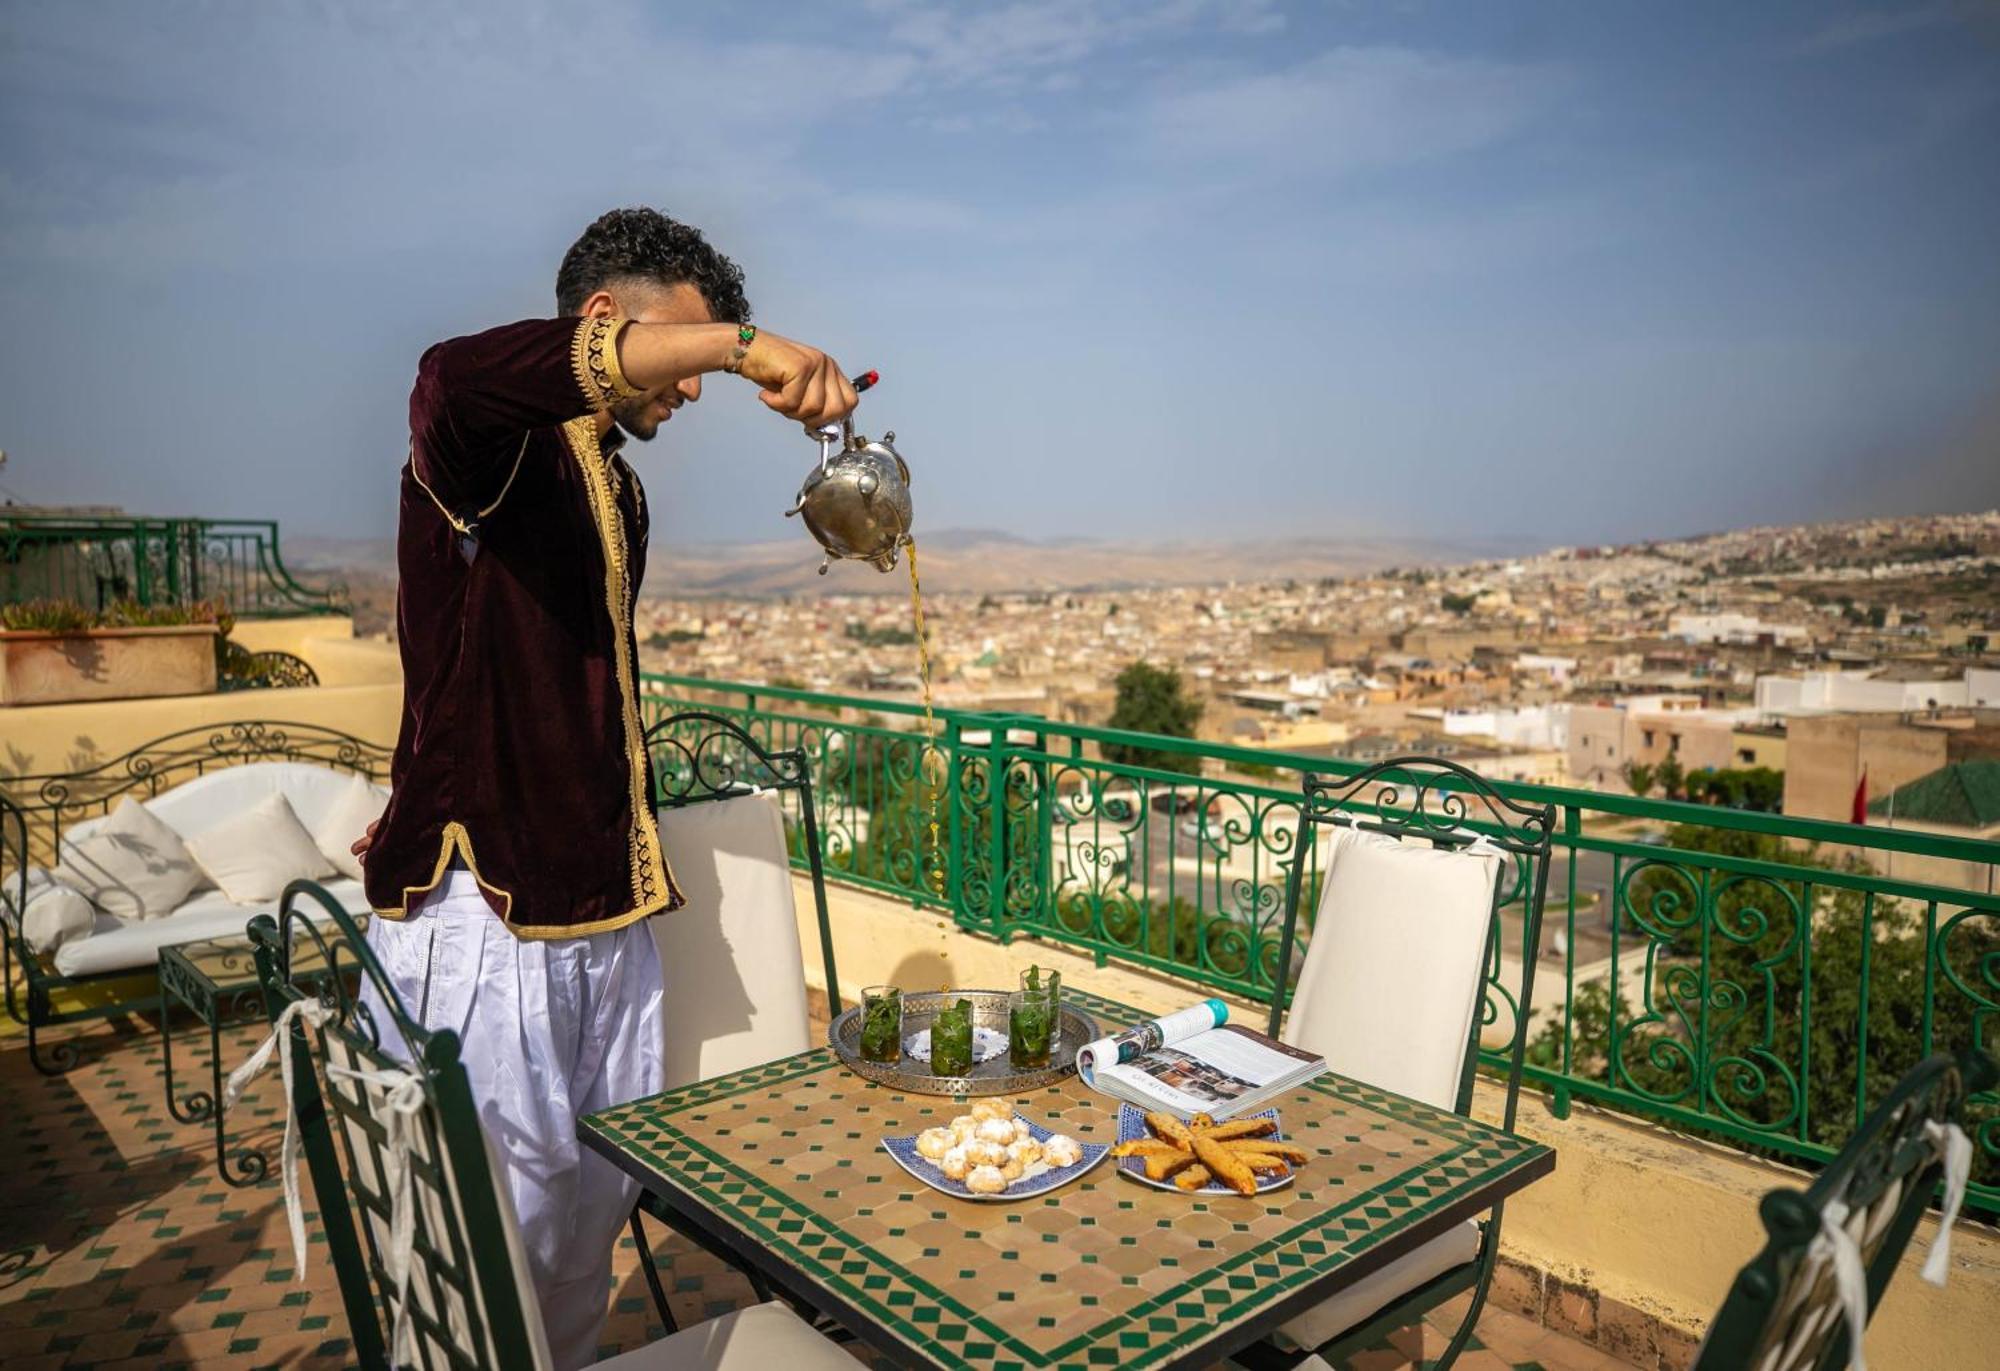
xmin=916 ymin=1127 xmax=956 ymax=1161
xmin=975 ymin=1117 xmax=1018 ymax=1145
xmin=965 ymin=1139 xmax=1009 ymax=1168
xmin=1041 ymin=1134 xmax=1084 ymax=1168
xmin=1007 ymin=1137 xmax=1043 ymax=1169
xmin=940 ymin=1146 xmax=972 ymax=1180
xmin=965 ymin=1164 xmax=1008 ymax=1194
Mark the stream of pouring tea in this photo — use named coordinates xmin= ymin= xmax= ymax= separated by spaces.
xmin=905 ymin=536 xmax=946 ymax=895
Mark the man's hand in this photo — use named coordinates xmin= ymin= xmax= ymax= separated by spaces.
xmin=351 ymin=819 xmax=381 ymax=867
xmin=739 ymin=332 xmax=859 ymax=429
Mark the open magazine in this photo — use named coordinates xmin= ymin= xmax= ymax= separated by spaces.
xmin=1074 ymin=1000 xmax=1326 ymax=1122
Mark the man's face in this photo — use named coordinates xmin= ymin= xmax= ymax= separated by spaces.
xmin=598 ymin=280 xmax=714 ymax=441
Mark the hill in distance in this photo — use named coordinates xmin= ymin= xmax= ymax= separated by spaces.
xmin=288 ymin=527 xmax=1536 ymax=598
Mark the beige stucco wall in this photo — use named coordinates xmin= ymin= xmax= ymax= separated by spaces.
xmin=228 ymin=616 xmax=403 ymax=688
xmin=0 ymin=681 xmax=401 ymax=778
xmin=789 ymin=879 xmax=2000 ymax=1367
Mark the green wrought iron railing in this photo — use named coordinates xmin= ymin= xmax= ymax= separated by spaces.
xmin=641 ymin=670 xmax=2000 ymax=1216
xmin=0 ymin=515 xmax=347 ymax=618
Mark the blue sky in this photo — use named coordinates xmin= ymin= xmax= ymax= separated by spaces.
xmin=2 ymin=1 xmax=1997 ymax=550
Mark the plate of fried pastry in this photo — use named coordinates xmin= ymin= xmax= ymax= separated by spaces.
xmin=881 ymin=1098 xmax=1109 ymax=1202
xmin=1111 ymin=1105 xmax=1306 ymax=1196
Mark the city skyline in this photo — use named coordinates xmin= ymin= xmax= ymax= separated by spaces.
xmin=2 ymin=1 xmax=1997 ymax=548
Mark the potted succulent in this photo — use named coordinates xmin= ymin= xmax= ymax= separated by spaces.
xmin=0 ymin=598 xmax=229 ymax=705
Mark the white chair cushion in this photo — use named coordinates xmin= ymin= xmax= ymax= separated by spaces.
xmin=1282 ymin=825 xmax=1501 ymax=1110
xmin=1277 ymin=1219 xmax=1480 ymax=1353
xmin=22 ymin=882 xmax=95 ymax=956
xmin=596 ymin=1302 xmax=857 ymax=1369
xmin=653 ymin=795 xmax=813 ymax=1087
xmin=50 ymin=877 xmax=366 ymax=977
xmin=54 ymin=795 xmax=206 ymax=921
xmin=187 ymin=793 xmax=335 ymax=905
xmin=310 ymin=771 xmax=390 ymax=881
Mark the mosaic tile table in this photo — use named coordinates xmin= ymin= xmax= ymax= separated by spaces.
xmin=580 ymin=988 xmax=1556 ymax=1371
xmin=157 ymin=918 xmax=362 ymax=1189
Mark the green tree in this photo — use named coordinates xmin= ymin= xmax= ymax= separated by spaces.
xmin=1529 ymin=823 xmax=2000 ymax=1192
xmin=1440 ymin=592 xmax=1478 ymax=616
xmin=1654 ymin=754 xmax=1686 ymax=800
xmin=1102 ymin=662 xmax=1204 ymax=777
xmin=1622 ymin=761 xmax=1657 ymax=797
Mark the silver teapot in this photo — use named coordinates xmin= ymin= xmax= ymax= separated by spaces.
xmin=785 ymin=372 xmax=912 ymax=574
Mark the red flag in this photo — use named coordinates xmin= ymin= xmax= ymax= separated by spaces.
xmin=1851 ymin=769 xmax=1868 ymax=825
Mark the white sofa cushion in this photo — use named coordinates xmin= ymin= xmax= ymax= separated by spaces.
xmin=311 ymin=771 xmax=390 ymax=881
xmin=54 ymin=796 xmax=206 ymax=921
xmin=51 ymin=877 xmax=366 ymax=977
xmin=1282 ymin=824 xmax=1501 ymax=1110
xmin=186 ymin=793 xmax=335 ymax=905
xmin=63 ymin=761 xmax=381 ymax=848
xmin=1278 ymin=1219 xmax=1480 ymax=1353
xmin=23 ymin=882 xmax=96 ymax=956
xmin=653 ymin=794 xmax=813 ymax=1087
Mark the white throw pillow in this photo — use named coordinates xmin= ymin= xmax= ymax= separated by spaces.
xmin=1281 ymin=825 xmax=1502 ymax=1110
xmin=22 ymin=882 xmax=96 ymax=955
xmin=187 ymin=793 xmax=336 ymax=905
xmin=54 ymin=795 xmax=205 ymax=921
xmin=311 ymin=772 xmax=389 ymax=882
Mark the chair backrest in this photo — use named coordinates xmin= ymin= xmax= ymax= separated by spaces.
xmin=1694 ymin=1049 xmax=1998 ymax=1371
xmin=248 ymin=882 xmax=551 ymax=1371
xmin=1268 ymin=756 xmax=1556 ymax=1127
xmin=645 ymin=709 xmax=841 ymax=1021
xmin=653 ymin=793 xmax=814 ymax=1085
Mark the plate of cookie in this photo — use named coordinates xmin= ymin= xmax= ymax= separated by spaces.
xmin=1111 ymin=1105 xmax=1305 ymax=1196
xmin=881 ymin=1098 xmax=1109 ymax=1202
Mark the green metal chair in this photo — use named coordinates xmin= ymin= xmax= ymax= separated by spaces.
xmin=626 ymin=710 xmax=844 ymax=1334
xmin=1692 ymin=1048 xmax=1995 ymax=1371
xmin=241 ymin=880 xmax=854 ymax=1370
xmin=1246 ymin=756 xmax=1557 ymax=1371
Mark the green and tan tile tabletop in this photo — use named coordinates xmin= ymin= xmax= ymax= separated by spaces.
xmin=580 ymin=988 xmax=1555 ymax=1371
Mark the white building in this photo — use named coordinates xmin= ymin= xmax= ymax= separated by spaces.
xmin=1669 ymin=612 xmax=1811 ymax=647
xmin=1754 ymin=669 xmax=1976 ymax=718
xmin=1408 ymin=704 xmax=1571 ymax=751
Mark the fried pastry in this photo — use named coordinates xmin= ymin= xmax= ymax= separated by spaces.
xmin=1190 ymin=1134 xmax=1258 ymax=1197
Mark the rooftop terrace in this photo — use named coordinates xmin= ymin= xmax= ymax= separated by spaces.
xmin=0 ymin=664 xmax=1995 ymax=1368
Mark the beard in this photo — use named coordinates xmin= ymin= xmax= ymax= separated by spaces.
xmin=611 ymin=392 xmax=668 ymax=441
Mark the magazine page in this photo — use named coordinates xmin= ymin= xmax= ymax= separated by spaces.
xmin=1096 ymin=1026 xmax=1316 ymax=1109
xmin=1074 ymin=1000 xmax=1228 ymax=1088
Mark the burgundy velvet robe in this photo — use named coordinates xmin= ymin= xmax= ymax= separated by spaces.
xmin=364 ymin=315 xmax=683 ymax=938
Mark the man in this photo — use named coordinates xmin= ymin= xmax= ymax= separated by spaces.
xmin=353 ymin=207 xmax=857 ymax=1368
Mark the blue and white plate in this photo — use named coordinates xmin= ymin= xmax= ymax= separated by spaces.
xmin=1113 ymin=1104 xmax=1295 ymax=1196
xmin=881 ymin=1113 xmax=1109 ymax=1203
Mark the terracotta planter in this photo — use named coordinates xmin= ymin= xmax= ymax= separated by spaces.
xmin=0 ymin=624 xmax=222 ymax=706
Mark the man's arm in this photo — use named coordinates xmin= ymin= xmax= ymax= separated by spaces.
xmin=617 ymin=323 xmax=859 ymax=429
xmin=411 ymin=316 xmax=857 ymax=507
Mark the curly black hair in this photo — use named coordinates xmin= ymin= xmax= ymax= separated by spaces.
xmin=555 ymin=207 xmax=750 ymax=322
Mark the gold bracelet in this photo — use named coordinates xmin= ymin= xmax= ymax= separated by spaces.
xmin=722 ymin=323 xmax=757 ymax=374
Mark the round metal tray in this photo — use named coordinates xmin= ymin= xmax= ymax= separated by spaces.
xmin=828 ymin=989 xmax=1101 ymax=1097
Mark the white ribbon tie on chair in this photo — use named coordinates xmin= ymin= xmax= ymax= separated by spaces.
xmin=1920 ymin=1119 xmax=1974 ymax=1286
xmin=224 ymin=1005 xmax=427 ymax=1367
xmin=1810 ymin=1196 xmax=1871 ymax=1371
xmin=324 ymin=1059 xmax=427 ymax=1368
xmin=223 ymin=998 xmax=336 ymax=1279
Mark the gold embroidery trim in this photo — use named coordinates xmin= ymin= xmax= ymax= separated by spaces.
xmin=564 ymin=416 xmax=680 ymax=918
xmin=370 ymin=819 xmax=673 ymax=940
xmin=571 ymin=315 xmax=642 ymax=409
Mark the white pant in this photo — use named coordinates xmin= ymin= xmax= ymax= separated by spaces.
xmin=360 ymin=872 xmax=665 ymax=1370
